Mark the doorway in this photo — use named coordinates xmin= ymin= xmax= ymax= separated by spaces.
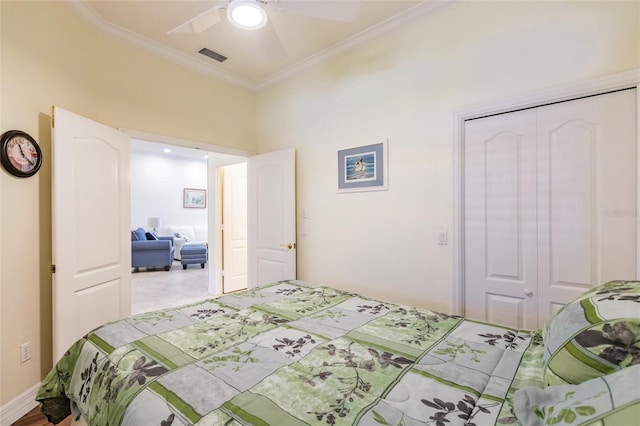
xmin=52 ymin=111 xmax=297 ymax=359
xmin=129 ymin=138 xmax=248 ymax=313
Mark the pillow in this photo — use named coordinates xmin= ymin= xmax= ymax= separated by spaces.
xmin=145 ymin=232 xmax=158 ymax=240
xmin=514 ymin=364 xmax=640 ymax=425
xmin=542 ymin=280 xmax=640 ymax=386
xmin=131 ymin=230 xmax=138 ymax=241
xmin=174 ymin=231 xmax=190 ymax=242
xmin=133 ymin=227 xmax=147 ymax=242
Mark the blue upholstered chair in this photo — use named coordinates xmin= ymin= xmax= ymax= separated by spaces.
xmin=131 ymin=227 xmax=175 ymax=272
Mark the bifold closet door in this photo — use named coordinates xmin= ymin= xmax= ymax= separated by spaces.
xmin=464 ymin=108 xmax=539 ymax=330
xmin=536 ymin=89 xmax=637 ymax=326
xmin=465 ymin=89 xmax=637 ymax=330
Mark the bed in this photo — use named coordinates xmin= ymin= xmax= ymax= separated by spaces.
xmin=37 ymin=279 xmax=640 ymax=425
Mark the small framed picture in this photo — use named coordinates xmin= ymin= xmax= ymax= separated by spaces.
xmin=337 ymin=140 xmax=388 ymax=193
xmin=183 ymin=188 xmax=206 ymax=208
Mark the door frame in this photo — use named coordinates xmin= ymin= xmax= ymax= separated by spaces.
xmin=452 ymin=69 xmax=640 ymax=316
xmin=122 ymin=128 xmax=253 ymax=297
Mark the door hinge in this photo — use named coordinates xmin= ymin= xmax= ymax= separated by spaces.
xmin=221 ymin=270 xmax=225 ymax=277
xmin=51 ymin=106 xmax=55 ymax=128
xmin=51 ymin=264 xmax=56 ymax=273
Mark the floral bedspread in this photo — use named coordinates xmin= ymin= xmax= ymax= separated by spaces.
xmin=37 ymin=280 xmax=544 ymax=425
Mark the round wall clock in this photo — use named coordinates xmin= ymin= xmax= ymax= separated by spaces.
xmin=0 ymin=130 xmax=43 ymax=178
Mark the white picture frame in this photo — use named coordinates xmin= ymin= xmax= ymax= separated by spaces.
xmin=183 ymin=188 xmax=206 ymax=208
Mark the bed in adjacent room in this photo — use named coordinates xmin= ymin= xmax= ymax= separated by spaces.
xmin=36 ymin=280 xmax=640 ymax=425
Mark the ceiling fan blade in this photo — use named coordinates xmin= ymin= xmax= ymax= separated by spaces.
xmin=275 ymin=0 xmax=361 ymax=23
xmin=260 ymin=17 xmax=287 ymax=59
xmin=168 ymin=6 xmax=224 ymax=34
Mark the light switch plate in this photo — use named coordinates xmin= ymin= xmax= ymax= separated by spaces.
xmin=438 ymin=230 xmax=448 ymax=245
xmin=20 ymin=341 xmax=31 ymax=363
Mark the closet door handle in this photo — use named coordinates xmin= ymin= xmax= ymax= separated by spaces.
xmin=524 ymin=289 xmax=534 ymax=297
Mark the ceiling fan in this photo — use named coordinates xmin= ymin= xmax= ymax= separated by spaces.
xmin=168 ymin=0 xmax=361 ymax=57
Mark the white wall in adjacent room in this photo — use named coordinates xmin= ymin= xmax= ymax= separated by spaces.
xmin=130 ymin=150 xmax=208 ymax=231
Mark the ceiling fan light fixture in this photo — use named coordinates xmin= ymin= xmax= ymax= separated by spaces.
xmin=227 ymin=0 xmax=268 ymax=30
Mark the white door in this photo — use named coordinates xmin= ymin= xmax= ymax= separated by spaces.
xmin=52 ymin=106 xmax=131 ymax=361
xmin=248 ymin=149 xmax=296 ymax=288
xmin=464 ymin=109 xmax=539 ymax=329
xmin=536 ymin=90 xmax=637 ymax=324
xmin=464 ymin=89 xmax=637 ymax=329
xmin=223 ymin=162 xmax=248 ymax=293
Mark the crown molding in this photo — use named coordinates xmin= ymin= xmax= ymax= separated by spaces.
xmin=256 ymin=0 xmax=462 ymax=90
xmin=64 ymin=0 xmax=256 ymax=89
xmin=65 ymin=0 xmax=462 ymax=92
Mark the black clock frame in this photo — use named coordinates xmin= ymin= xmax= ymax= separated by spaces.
xmin=0 ymin=130 xmax=43 ymax=178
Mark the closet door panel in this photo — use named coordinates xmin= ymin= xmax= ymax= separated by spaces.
xmin=485 ymin=136 xmax=520 ymax=278
xmin=536 ymin=89 xmax=637 ymax=328
xmin=547 ymin=120 xmax=595 ymax=287
xmin=464 ymin=109 xmax=538 ymax=329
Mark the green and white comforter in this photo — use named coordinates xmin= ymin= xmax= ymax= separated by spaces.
xmin=37 ymin=280 xmax=544 ymax=425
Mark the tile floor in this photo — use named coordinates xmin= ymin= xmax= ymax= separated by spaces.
xmin=131 ymin=260 xmax=211 ymax=314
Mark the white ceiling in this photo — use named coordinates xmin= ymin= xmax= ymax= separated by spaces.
xmin=132 ymin=139 xmax=207 ymax=161
xmin=67 ymin=0 xmax=458 ymax=90
xmin=131 ymin=139 xmax=247 ymax=167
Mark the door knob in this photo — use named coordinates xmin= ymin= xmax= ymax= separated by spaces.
xmin=524 ymin=289 xmax=533 ymax=297
xmin=280 ymin=243 xmax=296 ymax=250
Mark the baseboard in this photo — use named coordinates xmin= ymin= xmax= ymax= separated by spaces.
xmin=0 ymin=383 xmax=40 ymax=426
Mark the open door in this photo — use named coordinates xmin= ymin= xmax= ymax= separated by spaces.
xmin=248 ymin=149 xmax=296 ymax=288
xmin=52 ymin=106 xmax=131 ymax=361
xmin=222 ymin=162 xmax=248 ymax=293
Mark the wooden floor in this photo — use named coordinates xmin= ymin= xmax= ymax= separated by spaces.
xmin=11 ymin=407 xmax=70 ymax=426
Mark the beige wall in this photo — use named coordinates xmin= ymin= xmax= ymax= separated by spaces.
xmin=0 ymin=1 xmax=256 ymax=404
xmin=256 ymin=1 xmax=639 ymax=309
xmin=1 ymin=0 xmax=639 ymax=412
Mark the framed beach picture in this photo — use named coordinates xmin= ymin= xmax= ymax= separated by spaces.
xmin=337 ymin=140 xmax=388 ymax=193
xmin=183 ymin=188 xmax=206 ymax=208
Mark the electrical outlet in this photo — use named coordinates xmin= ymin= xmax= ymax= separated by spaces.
xmin=20 ymin=341 xmax=31 ymax=363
